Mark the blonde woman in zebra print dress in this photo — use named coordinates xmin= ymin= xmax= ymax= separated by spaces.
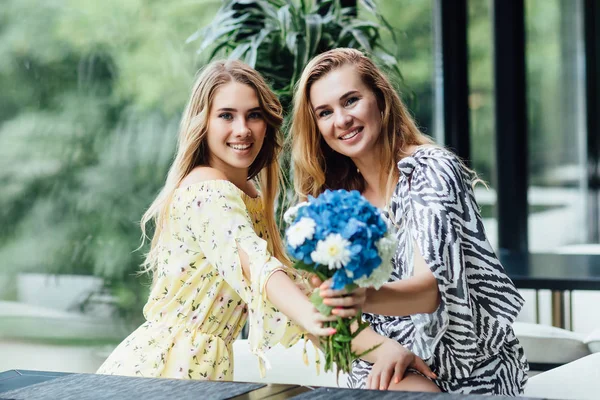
xmin=290 ymin=48 xmax=529 ymax=395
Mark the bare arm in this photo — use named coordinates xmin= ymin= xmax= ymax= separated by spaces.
xmin=265 ymin=270 xmax=336 ymax=336
xmin=313 ymin=277 xmax=436 ymax=388
xmin=364 ymin=242 xmax=440 ymax=316
xmin=352 ymin=321 xmax=437 ymax=389
xmin=322 ymin=242 xmax=440 ymax=317
xmin=351 ymin=322 xmax=390 ymax=363
xmin=237 ymin=244 xmax=363 ymax=337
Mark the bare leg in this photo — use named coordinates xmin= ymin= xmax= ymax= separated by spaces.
xmin=386 ymin=372 xmax=441 ymax=392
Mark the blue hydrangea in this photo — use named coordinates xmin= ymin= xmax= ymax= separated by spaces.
xmin=285 ymin=189 xmax=393 ymax=290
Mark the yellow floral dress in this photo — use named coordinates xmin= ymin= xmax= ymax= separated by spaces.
xmin=97 ymin=180 xmax=309 ymax=380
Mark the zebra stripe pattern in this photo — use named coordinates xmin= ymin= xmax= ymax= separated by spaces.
xmin=347 ymin=146 xmax=529 ymax=395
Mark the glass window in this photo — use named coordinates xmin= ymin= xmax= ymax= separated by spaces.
xmin=525 ymin=0 xmax=588 ymax=252
xmin=376 ymin=0 xmax=435 ymax=134
xmin=468 ymin=0 xmax=497 ymax=249
xmin=0 ymin=0 xmax=220 ymax=373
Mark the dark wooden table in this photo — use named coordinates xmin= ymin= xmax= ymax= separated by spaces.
xmin=500 ymin=251 xmax=600 ymax=329
xmin=0 ymin=369 xmax=548 ymax=400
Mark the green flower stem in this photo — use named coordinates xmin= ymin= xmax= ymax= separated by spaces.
xmin=294 ymin=261 xmax=381 ymax=374
xmin=309 ymin=287 xmax=380 ymax=375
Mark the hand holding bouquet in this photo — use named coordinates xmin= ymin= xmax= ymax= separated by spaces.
xmin=284 ymin=189 xmax=396 ymax=375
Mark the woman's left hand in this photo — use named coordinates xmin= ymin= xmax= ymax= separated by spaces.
xmin=317 ymin=279 xmax=367 ymax=318
xmin=366 ymin=340 xmax=437 ymax=390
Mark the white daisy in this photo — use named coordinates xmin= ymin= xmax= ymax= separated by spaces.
xmin=311 ymin=233 xmax=352 ymax=270
xmin=286 ymin=217 xmax=316 ymax=248
xmin=283 ymin=202 xmax=309 ymax=224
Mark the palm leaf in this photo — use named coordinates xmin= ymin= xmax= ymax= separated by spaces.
xmin=189 ymin=0 xmax=404 ymax=235
xmin=192 ymin=0 xmax=402 ymax=112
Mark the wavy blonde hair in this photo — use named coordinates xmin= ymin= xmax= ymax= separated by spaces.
xmin=290 ymin=48 xmax=434 ymax=201
xmin=141 ymin=60 xmax=290 ymax=281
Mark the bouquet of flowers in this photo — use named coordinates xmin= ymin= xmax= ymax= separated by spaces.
xmin=284 ymin=189 xmax=397 ymax=375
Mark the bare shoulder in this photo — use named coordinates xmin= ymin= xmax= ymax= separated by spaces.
xmin=179 ymin=167 xmax=228 ymax=188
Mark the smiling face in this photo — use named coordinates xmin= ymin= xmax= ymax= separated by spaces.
xmin=309 ymin=64 xmax=383 ymax=162
xmin=205 ymin=81 xmax=267 ymax=177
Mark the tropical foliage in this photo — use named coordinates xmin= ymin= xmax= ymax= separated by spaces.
xmin=0 ymin=0 xmax=576 ymax=330
xmin=187 ymin=0 xmax=404 ymax=220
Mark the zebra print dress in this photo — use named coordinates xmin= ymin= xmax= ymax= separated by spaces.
xmin=347 ymin=146 xmax=529 ymax=395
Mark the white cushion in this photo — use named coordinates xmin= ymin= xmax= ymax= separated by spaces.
xmin=232 ymin=339 xmax=347 ymax=387
xmin=524 ymin=353 xmax=600 ymax=399
xmin=513 ymin=322 xmax=591 ymax=364
xmin=584 ymin=329 xmax=600 ymax=353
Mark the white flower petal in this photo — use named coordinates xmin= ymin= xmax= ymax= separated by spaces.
xmin=310 ymin=233 xmax=351 ymax=270
xmin=355 ymin=234 xmax=397 ymax=289
xmin=286 ymin=217 xmax=316 ymax=248
xmin=284 ymin=202 xmax=309 ymax=225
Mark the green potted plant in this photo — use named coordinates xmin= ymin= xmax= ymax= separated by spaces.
xmin=187 ymin=0 xmax=402 ymax=217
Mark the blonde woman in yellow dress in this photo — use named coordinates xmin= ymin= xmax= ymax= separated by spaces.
xmin=96 ymin=60 xmax=366 ymax=381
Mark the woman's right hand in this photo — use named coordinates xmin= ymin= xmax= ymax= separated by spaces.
xmin=366 ymin=339 xmax=437 ymax=390
xmin=302 ymin=306 xmax=339 ymax=337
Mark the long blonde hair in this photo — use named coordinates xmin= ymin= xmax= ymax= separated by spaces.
xmin=290 ymin=48 xmax=433 ymax=201
xmin=141 ymin=60 xmax=290 ymax=280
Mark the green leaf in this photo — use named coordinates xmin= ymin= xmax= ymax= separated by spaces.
xmin=344 ymin=283 xmax=358 ymax=292
xmin=350 ymin=28 xmax=372 ymax=52
xmin=285 ymin=31 xmax=298 ymax=54
xmin=335 ymin=318 xmax=351 ymax=335
xmin=304 ymin=13 xmax=322 ymax=59
xmin=197 ymin=21 xmax=249 ymax=53
xmin=277 ymin=4 xmax=292 ymax=40
xmin=333 ymin=334 xmax=352 ymax=342
xmin=360 ymin=0 xmax=377 ymax=13
xmin=293 ymin=259 xmax=315 ymax=273
xmin=351 ymin=319 xmax=371 ymax=338
xmin=310 ymin=288 xmax=333 ymax=316
xmin=294 ymin=32 xmax=307 ymax=79
xmin=245 ymin=44 xmax=258 ymax=67
xmin=228 ymin=43 xmax=252 ymax=61
xmin=208 ymin=42 xmax=233 ymax=59
xmin=185 ymin=29 xmax=203 ymax=45
xmin=372 ymin=49 xmax=398 ymax=67
xmin=253 ymin=0 xmax=280 ymax=21
xmin=355 ymin=342 xmax=382 ymax=359
xmin=247 ymin=27 xmax=274 ymax=67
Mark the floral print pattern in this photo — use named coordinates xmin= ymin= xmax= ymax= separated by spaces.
xmin=97 ymin=180 xmax=310 ymax=380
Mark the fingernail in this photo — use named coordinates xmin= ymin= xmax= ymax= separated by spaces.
xmin=380 ymin=386 xmax=385 ymax=390
xmin=394 ymin=378 xmax=399 ymax=384
xmin=331 ymin=309 xmax=338 ymax=315
xmin=329 ymin=328 xmax=337 ymax=334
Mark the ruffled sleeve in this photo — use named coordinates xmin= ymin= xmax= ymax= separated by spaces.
xmin=182 ymin=180 xmax=307 ymax=376
xmin=398 ymin=148 xmax=524 ymax=380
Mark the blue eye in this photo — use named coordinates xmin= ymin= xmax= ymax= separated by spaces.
xmin=345 ymin=97 xmax=359 ymax=106
xmin=318 ymin=110 xmax=332 ymax=118
xmin=219 ymin=113 xmax=233 ymax=120
xmin=248 ymin=111 xmax=263 ymax=120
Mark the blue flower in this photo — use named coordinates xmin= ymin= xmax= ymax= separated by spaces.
xmin=284 ymin=189 xmax=394 ymax=290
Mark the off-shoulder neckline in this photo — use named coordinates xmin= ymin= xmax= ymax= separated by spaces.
xmin=175 ymin=179 xmax=261 ymax=201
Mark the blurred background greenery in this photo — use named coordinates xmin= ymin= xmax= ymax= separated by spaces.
xmin=0 ymin=0 xmax=588 ymax=337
